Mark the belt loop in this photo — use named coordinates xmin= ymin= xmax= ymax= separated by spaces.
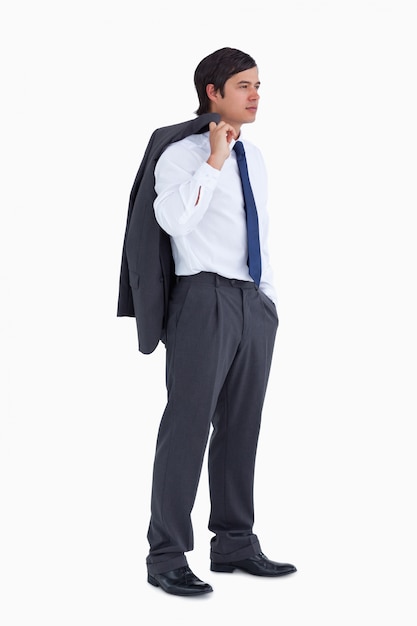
xmin=215 ymin=274 xmax=220 ymax=287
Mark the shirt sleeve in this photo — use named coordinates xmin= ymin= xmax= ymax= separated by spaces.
xmin=258 ymin=196 xmax=277 ymax=305
xmin=154 ymin=141 xmax=220 ymax=237
xmin=247 ymin=144 xmax=277 ymax=305
xmin=259 ymin=240 xmax=277 ymax=305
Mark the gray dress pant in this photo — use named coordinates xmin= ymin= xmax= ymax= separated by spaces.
xmin=146 ymin=272 xmax=278 ymax=574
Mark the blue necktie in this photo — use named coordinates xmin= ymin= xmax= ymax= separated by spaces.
xmin=233 ymin=140 xmax=262 ymax=286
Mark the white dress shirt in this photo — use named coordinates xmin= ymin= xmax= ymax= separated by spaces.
xmin=153 ymin=131 xmax=276 ymax=304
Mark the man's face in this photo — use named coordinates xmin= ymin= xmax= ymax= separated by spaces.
xmin=210 ymin=67 xmax=260 ymax=127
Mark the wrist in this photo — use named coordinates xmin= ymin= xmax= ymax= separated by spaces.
xmin=207 ymin=154 xmax=225 ymax=171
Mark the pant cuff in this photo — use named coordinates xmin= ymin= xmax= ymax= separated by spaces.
xmin=146 ymin=554 xmax=188 ymax=575
xmin=210 ymin=538 xmax=261 ymax=563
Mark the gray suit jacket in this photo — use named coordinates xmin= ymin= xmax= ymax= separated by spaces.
xmin=117 ymin=113 xmax=220 ymax=354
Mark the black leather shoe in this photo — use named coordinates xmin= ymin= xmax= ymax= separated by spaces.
xmin=211 ymin=552 xmax=297 ymax=577
xmin=148 ymin=565 xmax=213 ymax=596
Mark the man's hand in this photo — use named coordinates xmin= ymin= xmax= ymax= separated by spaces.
xmin=207 ymin=121 xmax=238 ymax=170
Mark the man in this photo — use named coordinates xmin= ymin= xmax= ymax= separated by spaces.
xmin=120 ymin=47 xmax=296 ymax=596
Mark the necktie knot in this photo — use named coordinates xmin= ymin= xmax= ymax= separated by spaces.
xmin=233 ymin=140 xmax=245 ymax=159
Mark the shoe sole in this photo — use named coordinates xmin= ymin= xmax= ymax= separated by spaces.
xmin=210 ymin=563 xmax=297 ymax=576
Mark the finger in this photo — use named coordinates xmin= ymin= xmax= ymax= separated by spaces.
xmin=219 ymin=122 xmax=237 ymax=137
xmin=226 ymin=128 xmax=238 ymax=141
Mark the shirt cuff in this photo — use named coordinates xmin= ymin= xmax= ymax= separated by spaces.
xmin=194 ymin=161 xmax=221 ymax=190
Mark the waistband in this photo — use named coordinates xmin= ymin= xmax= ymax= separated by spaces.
xmin=176 ymin=272 xmax=257 ymax=289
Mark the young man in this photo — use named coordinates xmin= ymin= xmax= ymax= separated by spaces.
xmin=122 ymin=47 xmax=296 ymax=596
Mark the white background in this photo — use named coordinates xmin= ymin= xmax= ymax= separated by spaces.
xmin=1 ymin=0 xmax=416 ymax=624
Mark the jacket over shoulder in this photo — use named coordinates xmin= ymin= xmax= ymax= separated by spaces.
xmin=117 ymin=113 xmax=220 ymax=354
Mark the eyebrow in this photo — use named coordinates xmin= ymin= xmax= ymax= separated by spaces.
xmin=237 ymin=80 xmax=261 ymax=86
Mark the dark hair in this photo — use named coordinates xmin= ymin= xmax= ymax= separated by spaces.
xmin=194 ymin=47 xmax=257 ymax=115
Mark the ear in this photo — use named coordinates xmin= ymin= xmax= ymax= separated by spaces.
xmin=206 ymin=84 xmax=219 ymax=103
